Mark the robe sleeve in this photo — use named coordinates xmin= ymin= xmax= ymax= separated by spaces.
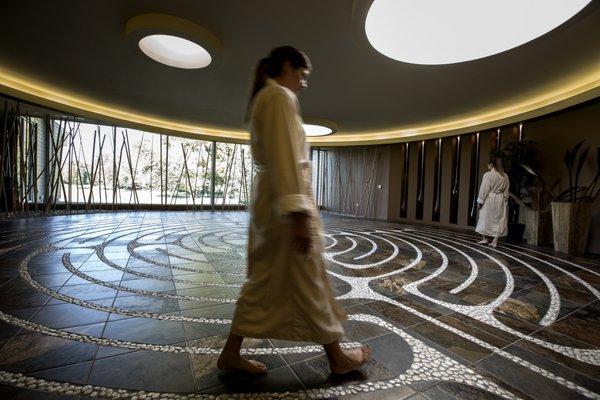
xmin=258 ymin=90 xmax=312 ymax=217
xmin=477 ymin=172 xmax=491 ymax=205
xmin=503 ymin=175 xmax=510 ymax=200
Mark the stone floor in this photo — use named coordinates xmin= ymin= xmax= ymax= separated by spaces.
xmin=0 ymin=211 xmax=598 ymax=400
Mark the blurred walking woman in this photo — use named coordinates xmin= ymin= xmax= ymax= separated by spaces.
xmin=217 ymin=46 xmax=371 ymax=374
xmin=475 ymin=158 xmax=510 ymax=247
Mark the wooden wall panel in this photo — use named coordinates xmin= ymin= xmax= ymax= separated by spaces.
xmin=423 ymin=139 xmax=437 ymax=223
xmin=406 ymin=142 xmax=420 ymax=220
xmin=400 ymin=143 xmax=410 ymax=218
xmin=458 ymin=134 xmax=472 ymax=226
xmin=467 ymin=133 xmax=481 ymax=226
xmin=440 ymin=137 xmax=453 ymax=224
xmin=387 ymin=144 xmax=403 ymax=221
xmin=320 ymin=146 xmax=389 ymax=219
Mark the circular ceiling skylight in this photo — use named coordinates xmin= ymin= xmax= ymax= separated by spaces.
xmin=365 ymin=0 xmax=592 ymax=65
xmin=138 ymin=34 xmax=212 ymax=69
xmin=303 ymin=124 xmax=333 ymax=137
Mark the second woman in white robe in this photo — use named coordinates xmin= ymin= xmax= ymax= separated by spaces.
xmin=475 ymin=168 xmax=510 ymax=238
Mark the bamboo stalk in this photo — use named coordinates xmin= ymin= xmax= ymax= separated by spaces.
xmin=86 ymin=134 xmax=106 ymax=210
xmin=129 ymin=131 xmax=145 ymax=206
xmin=122 ymin=131 xmax=138 ymax=206
xmin=200 ymin=144 xmax=211 ymax=206
xmin=169 ymin=160 xmax=185 ymax=205
xmin=222 ymin=145 xmax=237 ymax=205
xmin=48 ymin=119 xmax=70 ymax=210
xmin=181 ymin=143 xmax=195 ymax=206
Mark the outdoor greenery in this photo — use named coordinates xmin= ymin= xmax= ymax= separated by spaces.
xmin=57 ymin=122 xmax=253 ymax=206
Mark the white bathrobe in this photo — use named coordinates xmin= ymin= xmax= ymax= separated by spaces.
xmin=229 ymin=79 xmax=346 ymax=344
xmin=475 ymin=169 xmax=510 ymax=237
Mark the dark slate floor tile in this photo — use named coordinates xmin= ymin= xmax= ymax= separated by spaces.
xmin=87 ymin=350 xmax=195 ymax=392
xmin=544 ymin=304 xmax=600 ymax=347
xmin=55 ymin=283 xmax=118 ymax=302
xmin=474 ymin=353 xmax=589 ymax=400
xmin=111 ymin=293 xmax=179 ymax=314
xmin=0 ymin=306 xmax=40 ymax=338
xmin=0 ymin=332 xmax=98 ymax=373
xmin=0 ymin=383 xmax=84 ymax=400
xmin=290 ymin=352 xmax=396 ymax=391
xmin=29 ymin=360 xmax=93 ymax=384
xmin=202 ymin=365 xmax=304 ymax=394
xmin=102 ymin=317 xmax=185 ymax=345
xmin=502 ymin=341 xmax=600 ymax=394
xmin=408 ymin=321 xmax=492 ymax=364
xmin=31 ymin=302 xmax=109 ymax=329
xmin=364 ymin=332 xmax=414 ymax=375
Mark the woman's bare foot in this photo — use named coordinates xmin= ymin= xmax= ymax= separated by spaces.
xmin=328 ymin=345 xmax=372 ymax=375
xmin=477 ymin=239 xmax=488 ymax=244
xmin=217 ymin=354 xmax=267 ymax=374
xmin=490 ymin=240 xmax=498 ymax=248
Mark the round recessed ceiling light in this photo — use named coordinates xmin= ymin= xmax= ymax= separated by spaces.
xmin=138 ymin=34 xmax=212 ymax=69
xmin=365 ymin=0 xmax=592 ymax=65
xmin=303 ymin=124 xmax=334 ymax=137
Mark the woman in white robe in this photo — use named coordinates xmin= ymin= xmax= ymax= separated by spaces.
xmin=475 ymin=158 xmax=510 ymax=247
xmin=217 ymin=46 xmax=371 ymax=375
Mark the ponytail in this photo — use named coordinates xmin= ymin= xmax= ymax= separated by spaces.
xmin=250 ymin=57 xmax=270 ymax=106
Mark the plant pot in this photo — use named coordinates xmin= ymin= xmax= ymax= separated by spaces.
xmin=551 ymin=202 xmax=592 ymax=254
xmin=507 ymin=222 xmax=525 ymax=243
xmin=525 ymin=210 xmax=552 ymax=247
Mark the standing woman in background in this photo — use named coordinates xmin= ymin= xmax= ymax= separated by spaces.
xmin=217 ymin=46 xmax=371 ymax=375
xmin=475 ymin=158 xmax=510 ymax=247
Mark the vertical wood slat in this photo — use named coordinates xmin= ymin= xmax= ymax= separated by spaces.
xmin=210 ymin=141 xmax=216 ymax=209
xmin=415 ymin=141 xmax=425 ymax=220
xmin=449 ymin=136 xmax=461 ymax=224
xmin=400 ymin=142 xmax=409 ymax=218
xmin=432 ymin=138 xmax=442 ymax=222
xmin=467 ymin=132 xmax=481 ymax=226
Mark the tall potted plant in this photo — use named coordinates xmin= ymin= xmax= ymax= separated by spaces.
xmin=491 ymin=140 xmax=538 ymax=243
xmin=551 ymin=141 xmax=600 ymax=254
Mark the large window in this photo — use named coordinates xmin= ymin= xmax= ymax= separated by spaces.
xmin=55 ymin=120 xmax=252 ymax=207
xmin=214 ymin=142 xmax=253 ymax=206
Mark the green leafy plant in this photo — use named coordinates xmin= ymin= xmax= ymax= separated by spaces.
xmin=491 ymin=139 xmax=539 ymax=222
xmin=562 ymin=140 xmax=600 ymax=203
xmin=518 ymin=140 xmax=600 ymax=206
xmin=518 ymin=163 xmax=558 ymax=211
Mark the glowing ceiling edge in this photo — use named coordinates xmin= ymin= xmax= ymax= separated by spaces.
xmin=0 ymin=65 xmax=599 ymax=146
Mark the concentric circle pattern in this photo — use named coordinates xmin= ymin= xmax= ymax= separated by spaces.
xmin=0 ymin=212 xmax=598 ymax=399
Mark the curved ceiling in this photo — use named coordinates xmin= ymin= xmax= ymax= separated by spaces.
xmin=0 ymin=0 xmax=599 ymax=145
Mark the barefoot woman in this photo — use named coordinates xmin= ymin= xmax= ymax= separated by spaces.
xmin=476 ymin=158 xmax=510 ymax=248
xmin=217 ymin=46 xmax=371 ymax=374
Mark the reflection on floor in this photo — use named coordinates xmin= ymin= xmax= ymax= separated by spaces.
xmin=0 ymin=211 xmax=598 ymax=400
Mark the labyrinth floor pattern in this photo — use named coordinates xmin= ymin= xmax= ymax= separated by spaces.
xmin=0 ymin=212 xmax=598 ymax=400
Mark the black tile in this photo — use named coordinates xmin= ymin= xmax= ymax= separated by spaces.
xmin=87 ymin=350 xmax=195 ymax=392
xmin=102 ymin=317 xmax=185 ymax=344
xmin=364 ymin=333 xmax=415 ymax=375
xmin=0 ymin=332 xmax=97 ymax=373
xmin=475 ymin=353 xmax=588 ymax=400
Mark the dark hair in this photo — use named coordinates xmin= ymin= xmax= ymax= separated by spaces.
xmin=245 ymin=46 xmax=312 ymax=120
xmin=489 ymin=158 xmax=504 ymax=173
